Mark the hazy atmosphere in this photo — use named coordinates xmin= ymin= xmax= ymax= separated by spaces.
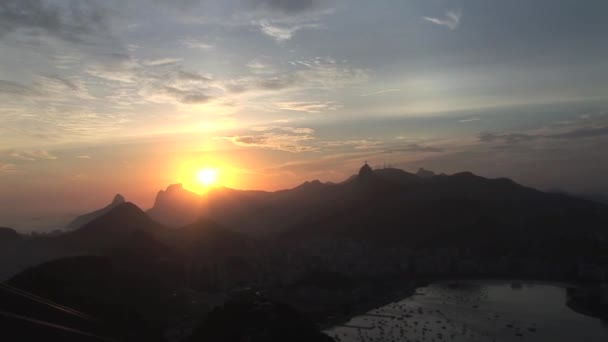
xmin=2 ymin=0 xmax=608 ymax=231
xmin=3 ymin=2 xmax=608 ymax=342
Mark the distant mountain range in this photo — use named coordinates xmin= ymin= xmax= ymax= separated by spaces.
xmin=144 ymin=166 xmax=608 ymax=248
xmin=3 ymin=165 xmax=608 ymax=282
xmin=66 ymin=194 xmax=125 ymax=230
xmin=282 ymin=168 xmax=608 ymax=254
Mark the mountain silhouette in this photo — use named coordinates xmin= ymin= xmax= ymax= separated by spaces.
xmin=0 ymin=227 xmax=23 ymax=279
xmin=141 ymin=166 xmax=608 ymax=246
xmin=416 ymin=167 xmax=436 ymax=178
xmin=281 ymin=168 xmax=608 ymax=256
xmin=4 ymin=164 xmax=608 ymax=340
xmin=66 ymin=194 xmax=126 ymax=230
xmin=0 ymin=227 xmax=21 ymax=245
xmin=58 ymin=202 xmax=165 ymax=252
xmin=147 ymin=184 xmax=203 ymax=227
xmin=187 ymin=294 xmax=334 ymax=342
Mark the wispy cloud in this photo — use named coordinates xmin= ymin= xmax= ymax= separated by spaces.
xmin=142 ymin=58 xmax=182 ymax=67
xmin=251 ymin=126 xmax=315 ymax=134
xmin=479 ymin=126 xmax=608 ymax=144
xmin=7 ymin=150 xmax=58 ymax=161
xmin=360 ymin=89 xmax=401 ymax=97
xmin=458 ymin=117 xmax=481 ymax=123
xmin=259 ymin=20 xmax=321 ymax=42
xmin=180 ymin=38 xmax=213 ymax=50
xmin=274 ymin=101 xmax=341 ymax=113
xmin=220 ymin=126 xmax=317 ymax=152
xmin=250 ymin=3 xmax=334 ymax=42
xmin=0 ymin=162 xmax=18 ymax=173
xmin=0 ymin=80 xmax=39 ymax=96
xmin=424 ymin=10 xmax=462 ymax=30
xmin=0 ymin=0 xmax=113 ymax=43
xmin=386 ymin=144 xmax=444 ymax=153
xmin=252 ymin=0 xmax=325 ymax=15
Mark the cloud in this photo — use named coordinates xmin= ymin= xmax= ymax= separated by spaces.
xmin=86 ymin=53 xmax=139 ymax=83
xmin=0 ymin=80 xmax=38 ymax=96
xmin=225 ymin=57 xmax=366 ymax=100
xmin=479 ymin=126 xmax=608 ymax=144
xmin=248 ymin=1 xmax=333 ymax=42
xmin=259 ymin=20 xmax=320 ymax=41
xmin=234 ymin=135 xmax=268 ymax=145
xmin=7 ymin=149 xmax=58 ymax=161
xmin=162 ymin=86 xmax=216 ymax=104
xmin=321 ymin=139 xmax=382 ymax=151
xmin=549 ymin=126 xmax=608 ymax=139
xmin=274 ymin=101 xmax=341 ymax=113
xmin=0 ymin=75 xmax=90 ymax=100
xmin=293 ymin=57 xmax=368 ymax=89
xmin=478 ymin=132 xmax=534 ymax=144
xmin=257 ymin=75 xmax=297 ymax=90
xmin=75 ymin=155 xmax=92 ymax=159
xmin=360 ymin=89 xmax=401 ymax=97
xmin=142 ymin=58 xmax=182 ymax=67
xmin=0 ymin=0 xmax=112 ymax=43
xmin=386 ymin=144 xmax=444 ymax=153
xmin=458 ymin=117 xmax=481 ymax=123
xmin=39 ymin=74 xmax=79 ymax=91
xmin=221 ymin=126 xmax=316 ymax=152
xmin=176 ymin=70 xmax=213 ymax=82
xmin=181 ymin=38 xmax=213 ymax=50
xmin=252 ymin=0 xmax=324 ymax=15
xmin=246 ymin=60 xmax=276 ymax=74
xmin=424 ymin=9 xmax=462 ymax=30
xmin=0 ymin=163 xmax=17 ymax=173
xmin=251 ymin=126 xmax=315 ymax=134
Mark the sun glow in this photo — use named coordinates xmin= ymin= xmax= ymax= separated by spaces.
xmin=196 ymin=168 xmax=218 ymax=187
xmin=176 ymin=158 xmax=242 ymax=194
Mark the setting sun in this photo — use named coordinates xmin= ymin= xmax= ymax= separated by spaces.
xmin=196 ymin=168 xmax=218 ymax=187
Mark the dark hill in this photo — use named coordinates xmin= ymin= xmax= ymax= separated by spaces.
xmin=4 ymin=256 xmax=171 ymax=341
xmin=158 ymin=219 xmax=256 ymax=259
xmin=0 ymin=227 xmax=21 ymax=244
xmin=187 ymin=295 xmax=334 ymax=342
xmin=58 ymin=202 xmax=166 ymax=252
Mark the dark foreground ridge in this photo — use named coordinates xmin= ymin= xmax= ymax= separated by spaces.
xmin=187 ymin=293 xmax=334 ymax=342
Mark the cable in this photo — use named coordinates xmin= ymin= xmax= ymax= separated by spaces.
xmin=0 ymin=282 xmax=97 ymax=322
xmin=0 ymin=308 xmax=119 ymax=342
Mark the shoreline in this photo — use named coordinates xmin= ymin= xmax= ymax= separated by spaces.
xmin=321 ymin=277 xmax=607 ymax=332
xmin=320 ymin=278 xmax=429 ymax=331
xmin=566 ymin=286 xmax=608 ymax=321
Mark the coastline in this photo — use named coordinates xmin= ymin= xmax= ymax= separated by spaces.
xmin=566 ymin=286 xmax=608 ymax=321
xmin=321 ymin=277 xmax=608 ymax=333
xmin=320 ymin=278 xmax=429 ymax=331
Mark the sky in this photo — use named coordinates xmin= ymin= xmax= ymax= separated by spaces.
xmin=1 ymin=0 xmax=608 ymax=231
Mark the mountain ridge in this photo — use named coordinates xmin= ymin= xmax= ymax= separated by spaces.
xmin=143 ymin=166 xmax=608 ymax=239
xmin=66 ymin=194 xmax=126 ymax=230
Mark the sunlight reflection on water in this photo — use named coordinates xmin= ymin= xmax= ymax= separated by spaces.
xmin=326 ymin=280 xmax=608 ymax=342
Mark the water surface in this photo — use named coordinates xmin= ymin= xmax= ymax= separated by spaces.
xmin=326 ymin=280 xmax=608 ymax=342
